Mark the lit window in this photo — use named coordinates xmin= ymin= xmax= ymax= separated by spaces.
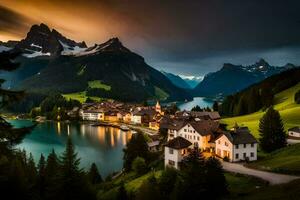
xmin=168 ymin=160 xmax=175 ymax=166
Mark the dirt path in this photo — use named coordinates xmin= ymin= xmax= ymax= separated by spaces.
xmin=222 ymin=161 xmax=299 ymax=185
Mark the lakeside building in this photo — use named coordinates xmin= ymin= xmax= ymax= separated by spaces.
xmin=81 ymin=110 xmax=105 ymax=121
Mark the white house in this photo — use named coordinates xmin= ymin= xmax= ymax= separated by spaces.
xmin=164 ymin=136 xmax=192 ymax=169
xmin=215 ymin=127 xmax=258 ymax=162
xmin=288 ymin=127 xmax=300 ymax=139
xmin=167 ymin=119 xmax=218 ymax=151
xmin=81 ymin=110 xmax=104 ymax=121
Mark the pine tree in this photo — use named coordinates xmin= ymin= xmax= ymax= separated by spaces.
xmin=213 ymin=101 xmax=219 ymax=111
xmin=123 ymin=133 xmax=149 ymax=171
xmin=44 ymin=149 xmax=60 ymax=200
xmin=37 ymin=154 xmax=46 ymax=198
xmin=205 ymin=157 xmax=228 ymax=198
xmin=27 ymin=153 xmax=37 ymax=184
xmin=259 ymin=107 xmax=287 ymax=152
xmin=88 ymin=163 xmax=103 ymax=184
xmin=58 ymin=138 xmax=95 ymax=200
xmin=177 ymin=149 xmax=206 ymax=199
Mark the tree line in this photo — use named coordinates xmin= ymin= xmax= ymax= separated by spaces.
xmin=220 ymin=68 xmax=300 ymax=116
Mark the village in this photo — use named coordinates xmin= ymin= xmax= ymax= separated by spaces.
xmin=75 ymin=99 xmax=273 ymax=170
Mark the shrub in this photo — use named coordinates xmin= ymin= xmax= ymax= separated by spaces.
xmin=132 ymin=157 xmax=147 ymax=175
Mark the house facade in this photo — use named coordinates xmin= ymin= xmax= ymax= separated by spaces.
xmin=167 ymin=119 xmax=218 ymax=151
xmin=81 ymin=110 xmax=105 ymax=121
xmin=215 ymin=127 xmax=257 ymax=162
xmin=288 ymin=127 xmax=300 ymax=139
xmin=164 ymin=136 xmax=192 ymax=169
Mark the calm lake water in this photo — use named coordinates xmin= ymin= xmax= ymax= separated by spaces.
xmin=178 ymin=97 xmax=214 ymax=111
xmin=10 ymin=120 xmax=132 ymax=177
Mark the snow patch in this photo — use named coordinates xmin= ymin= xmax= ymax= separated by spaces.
xmin=23 ymin=51 xmax=51 ymax=58
xmin=30 ymin=43 xmax=42 ymax=49
xmin=59 ymin=40 xmax=87 ymax=56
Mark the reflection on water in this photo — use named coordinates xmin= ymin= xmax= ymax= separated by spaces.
xmin=10 ymin=120 xmax=132 ymax=177
xmin=178 ymin=97 xmax=214 ymax=111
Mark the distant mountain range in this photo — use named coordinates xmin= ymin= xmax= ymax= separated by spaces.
xmin=193 ymin=59 xmax=298 ymax=97
xmin=161 ymin=71 xmax=202 ymax=89
xmin=161 ymin=71 xmax=191 ymax=89
xmin=0 ymin=23 xmax=192 ymax=102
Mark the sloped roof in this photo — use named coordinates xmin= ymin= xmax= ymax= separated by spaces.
xmin=217 ymin=127 xmax=257 ymax=144
xmin=165 ymin=136 xmax=192 ymax=149
xmin=288 ymin=126 xmax=300 ymax=133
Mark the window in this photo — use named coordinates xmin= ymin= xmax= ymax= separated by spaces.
xmin=243 ymin=153 xmax=246 ymax=158
xmin=218 ymin=140 xmax=221 ymax=144
xmin=225 ymin=142 xmax=228 ymax=147
xmin=235 ymin=153 xmax=239 ymax=159
xmin=244 ymin=144 xmax=247 ymax=148
xmin=185 ymin=135 xmax=187 ymax=138
xmin=251 ymin=143 xmax=254 ymax=147
xmin=194 ymin=130 xmax=196 ymax=133
xmin=290 ymin=132 xmax=293 ymax=135
xmin=169 ymin=149 xmax=174 ymax=154
xmin=188 ymin=125 xmax=190 ymax=127
xmin=168 ymin=160 xmax=175 ymax=166
xmin=235 ymin=144 xmax=239 ymax=149
xmin=184 ymin=129 xmax=187 ymax=132
xmin=194 ymin=136 xmax=195 ymax=140
xmin=197 ymin=136 xmax=200 ymax=141
xmin=251 ymin=152 xmax=254 ymax=157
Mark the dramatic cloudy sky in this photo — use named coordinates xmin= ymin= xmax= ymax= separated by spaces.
xmin=0 ymin=0 xmax=300 ymax=76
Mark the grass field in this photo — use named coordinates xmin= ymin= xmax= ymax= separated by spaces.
xmin=238 ymin=179 xmax=300 ymax=200
xmin=62 ymin=91 xmax=103 ymax=103
xmin=225 ymin=173 xmax=267 ymax=199
xmin=99 ymin=171 xmax=267 ymax=200
xmin=246 ymin=143 xmax=300 ymax=175
xmin=222 ymin=82 xmax=300 ymax=138
xmin=88 ymin=80 xmax=111 ymax=91
xmin=98 ymin=171 xmax=162 ymax=200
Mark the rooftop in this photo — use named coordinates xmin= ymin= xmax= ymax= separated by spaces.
xmin=165 ymin=136 xmax=192 ymax=149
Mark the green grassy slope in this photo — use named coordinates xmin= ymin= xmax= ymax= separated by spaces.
xmin=222 ymin=82 xmax=300 ymax=138
xmin=62 ymin=91 xmax=103 ymax=103
xmin=246 ymin=143 xmax=300 ymax=175
xmin=238 ymin=179 xmax=300 ymax=200
xmin=88 ymin=80 xmax=111 ymax=91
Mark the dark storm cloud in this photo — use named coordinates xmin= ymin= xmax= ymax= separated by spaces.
xmin=1 ymin=0 xmax=300 ymax=74
xmin=0 ymin=5 xmax=33 ymax=37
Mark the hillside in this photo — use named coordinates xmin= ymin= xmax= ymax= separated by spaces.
xmin=222 ymin=82 xmax=300 ymax=138
xmin=5 ymin=23 xmax=192 ymax=102
xmin=247 ymin=143 xmax=300 ymax=175
xmin=193 ymin=59 xmax=297 ymax=97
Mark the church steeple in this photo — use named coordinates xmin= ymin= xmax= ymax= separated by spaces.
xmin=155 ymin=100 xmax=161 ymax=113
